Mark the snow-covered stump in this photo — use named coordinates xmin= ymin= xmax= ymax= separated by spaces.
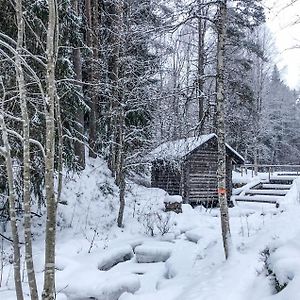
xmin=98 ymin=245 xmax=134 ymax=271
xmin=164 ymin=195 xmax=182 ymax=214
xmin=135 ymin=242 xmax=172 ymax=263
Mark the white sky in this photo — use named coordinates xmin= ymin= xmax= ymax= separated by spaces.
xmin=265 ymin=0 xmax=300 ymax=89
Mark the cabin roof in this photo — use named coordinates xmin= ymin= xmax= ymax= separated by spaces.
xmin=149 ymin=134 xmax=244 ymax=164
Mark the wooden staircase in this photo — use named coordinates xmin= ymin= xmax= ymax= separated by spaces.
xmin=233 ymin=174 xmax=298 ymax=207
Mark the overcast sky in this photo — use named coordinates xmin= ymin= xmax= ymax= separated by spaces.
xmin=265 ymin=0 xmax=300 ymax=89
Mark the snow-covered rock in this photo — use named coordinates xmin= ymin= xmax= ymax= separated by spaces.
xmin=135 ymin=242 xmax=173 ymax=263
xmin=98 ymin=245 xmax=134 ymax=271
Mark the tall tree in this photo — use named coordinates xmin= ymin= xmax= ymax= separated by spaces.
xmin=15 ymin=0 xmax=39 ymax=298
xmin=72 ymin=0 xmax=86 ymax=168
xmin=0 ymin=84 xmax=24 ymax=300
xmin=215 ymin=0 xmax=231 ymax=259
xmin=42 ymin=0 xmax=59 ymax=298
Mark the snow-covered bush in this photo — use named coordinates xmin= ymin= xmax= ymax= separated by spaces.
xmin=261 ymin=247 xmax=288 ymax=293
xmin=139 ymin=211 xmax=174 ymax=237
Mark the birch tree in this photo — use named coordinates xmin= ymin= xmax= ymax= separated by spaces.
xmin=42 ymin=0 xmax=58 ymax=298
xmin=215 ymin=0 xmax=231 ymax=259
xmin=15 ymin=1 xmax=39 ymax=298
xmin=0 ymin=80 xmax=24 ymax=300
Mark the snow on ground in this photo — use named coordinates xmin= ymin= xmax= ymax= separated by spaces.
xmin=1 ymin=158 xmax=300 ymax=299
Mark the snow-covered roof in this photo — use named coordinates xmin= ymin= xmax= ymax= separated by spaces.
xmin=149 ymin=133 xmax=244 ymax=163
xmin=225 ymin=142 xmax=245 ymax=163
xmin=149 ymin=134 xmax=215 ymax=161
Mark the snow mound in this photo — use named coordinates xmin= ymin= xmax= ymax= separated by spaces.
xmin=119 ymin=285 xmax=184 ymax=300
xmin=135 ymin=242 xmax=173 ymax=263
xmin=185 ymin=229 xmax=203 ymax=243
xmin=164 ymin=195 xmax=183 ymax=204
xmin=98 ymin=245 xmax=134 ymax=271
xmin=165 ymin=239 xmax=198 ymax=278
xmin=268 ymin=240 xmax=300 ymax=286
xmin=61 ymin=273 xmax=140 ymax=300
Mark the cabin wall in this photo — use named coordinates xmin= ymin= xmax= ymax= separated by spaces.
xmin=151 ymin=136 xmax=238 ymax=207
xmin=184 ymin=139 xmax=218 ymax=205
xmin=151 ymin=161 xmax=181 ymax=195
xmin=183 ymin=137 xmax=233 ymax=205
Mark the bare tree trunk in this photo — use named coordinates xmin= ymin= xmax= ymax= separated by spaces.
xmin=107 ymin=0 xmax=122 ymax=177
xmin=15 ymin=0 xmax=38 ymax=298
xmin=116 ymin=103 xmax=125 ymax=227
xmin=42 ymin=0 xmax=58 ymax=299
xmin=0 ymin=96 xmax=24 ymax=300
xmin=215 ymin=0 xmax=231 ymax=260
xmin=72 ymin=0 xmax=86 ymax=168
xmin=117 ymin=135 xmax=125 ymax=227
xmin=85 ymin=0 xmax=98 ymax=158
xmin=106 ymin=0 xmax=125 ymax=226
xmin=197 ymin=0 xmax=208 ymax=126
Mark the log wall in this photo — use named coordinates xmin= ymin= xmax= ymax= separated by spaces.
xmin=151 ymin=136 xmax=236 ymax=207
xmin=184 ymin=138 xmax=218 ymax=206
xmin=151 ymin=161 xmax=181 ymax=195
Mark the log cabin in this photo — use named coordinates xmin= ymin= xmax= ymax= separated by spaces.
xmin=149 ymin=134 xmax=244 ymax=207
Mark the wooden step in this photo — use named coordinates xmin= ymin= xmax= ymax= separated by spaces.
xmin=277 ymin=173 xmax=300 ymax=176
xmin=245 ymin=189 xmax=288 ymax=196
xmin=269 ymin=176 xmax=298 ymax=184
xmin=262 ymin=183 xmax=292 ymax=190
xmin=234 ymin=195 xmax=280 ymax=207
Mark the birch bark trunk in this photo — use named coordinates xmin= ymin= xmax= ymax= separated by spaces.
xmin=42 ymin=0 xmax=58 ymax=298
xmin=15 ymin=0 xmax=38 ymax=298
xmin=0 ymin=102 xmax=23 ymax=300
xmin=215 ymin=0 xmax=231 ymax=259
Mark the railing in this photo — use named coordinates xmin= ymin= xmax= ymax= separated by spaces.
xmin=236 ymin=164 xmax=300 ymax=178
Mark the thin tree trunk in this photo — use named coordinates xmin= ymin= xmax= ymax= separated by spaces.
xmin=215 ymin=0 xmax=231 ymax=260
xmin=85 ymin=0 xmax=98 ymax=158
xmin=42 ymin=0 xmax=58 ymax=298
xmin=72 ymin=0 xmax=86 ymax=169
xmin=117 ymin=140 xmax=125 ymax=227
xmin=15 ymin=0 xmax=38 ymax=298
xmin=197 ymin=0 xmax=208 ymax=126
xmin=0 ymin=111 xmax=24 ymax=300
xmin=107 ymin=0 xmax=122 ymax=175
xmin=116 ymin=104 xmax=125 ymax=227
xmin=106 ymin=0 xmax=125 ymax=226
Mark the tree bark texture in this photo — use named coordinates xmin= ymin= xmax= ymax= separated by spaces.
xmin=197 ymin=0 xmax=208 ymax=127
xmin=0 ymin=116 xmax=24 ymax=300
xmin=215 ymin=0 xmax=231 ymax=260
xmin=107 ymin=0 xmax=122 ymax=175
xmin=42 ymin=0 xmax=58 ymax=299
xmin=85 ymin=0 xmax=98 ymax=158
xmin=15 ymin=0 xmax=39 ymax=298
xmin=72 ymin=0 xmax=86 ymax=168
